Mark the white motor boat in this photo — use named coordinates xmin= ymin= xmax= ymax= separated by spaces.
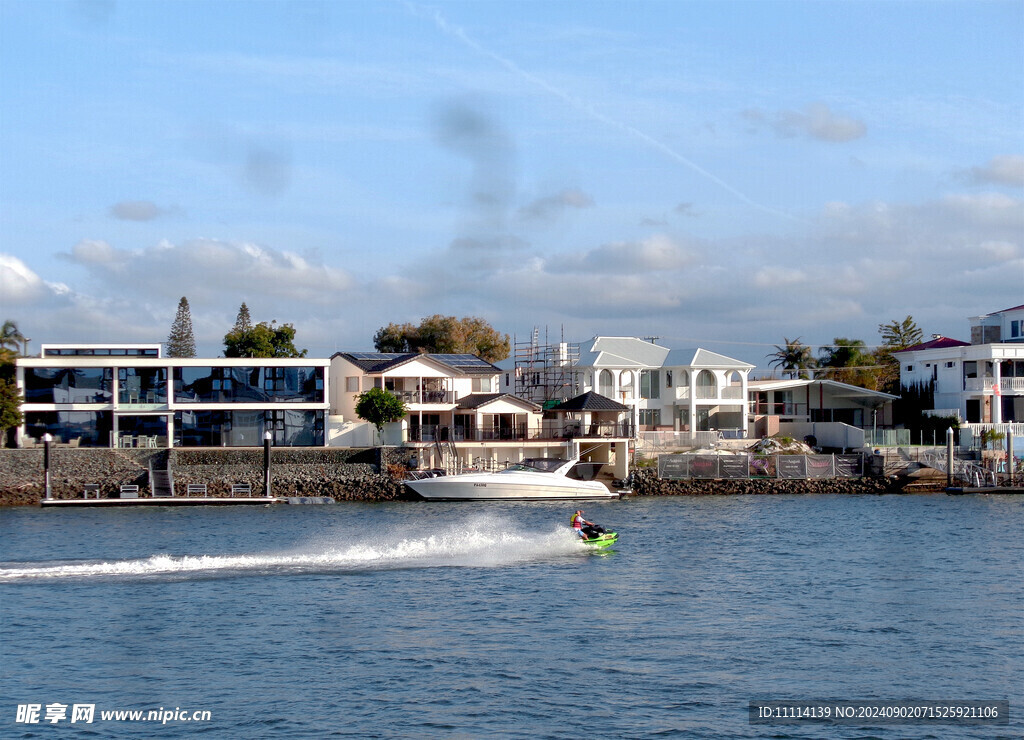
xmin=405 ymin=458 xmax=620 ymax=501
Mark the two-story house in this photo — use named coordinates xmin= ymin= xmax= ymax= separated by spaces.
xmin=502 ymin=336 xmax=754 ymax=437
xmin=16 ymin=344 xmax=330 ymax=447
xmin=330 ymin=352 xmax=630 ymax=476
xmin=896 ymin=304 xmax=1024 ymax=426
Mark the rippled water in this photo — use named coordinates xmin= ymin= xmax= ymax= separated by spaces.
xmin=2 ymin=494 xmax=1021 ymax=738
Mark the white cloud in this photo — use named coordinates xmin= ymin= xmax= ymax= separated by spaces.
xmin=109 ymin=200 xmax=169 ymax=221
xmin=0 ymin=254 xmax=50 ymax=303
xmin=62 ymin=238 xmax=354 ymax=305
xmin=550 ymin=234 xmax=699 ymax=274
xmin=967 ymin=155 xmax=1024 ymax=187
xmin=517 ymin=188 xmax=594 ymax=223
xmin=744 ymin=103 xmax=867 ymax=142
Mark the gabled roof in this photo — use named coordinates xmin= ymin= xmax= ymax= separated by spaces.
xmin=551 ymin=391 xmax=630 ymax=412
xmin=456 ymin=393 xmax=541 ymax=411
xmin=576 ymin=337 xmax=750 ymax=370
xmin=578 ymin=337 xmax=670 ymax=369
xmin=894 ymin=337 xmax=970 ymax=353
xmin=664 ymin=347 xmax=754 ymax=369
xmin=335 ymin=352 xmax=419 ymax=373
xmin=748 ymin=378 xmax=898 ymax=400
xmin=333 ymin=352 xmax=499 ymax=375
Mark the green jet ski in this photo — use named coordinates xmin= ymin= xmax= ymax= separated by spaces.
xmin=579 ymin=523 xmax=618 ymax=548
xmin=581 ymin=531 xmax=618 ymax=548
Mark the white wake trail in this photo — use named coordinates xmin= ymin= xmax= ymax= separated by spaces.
xmin=0 ymin=525 xmax=585 ymax=582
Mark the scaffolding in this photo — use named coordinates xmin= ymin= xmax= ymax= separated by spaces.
xmin=513 ymin=327 xmax=581 ymax=407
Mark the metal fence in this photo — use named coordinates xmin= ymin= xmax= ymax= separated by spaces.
xmin=657 ymin=453 xmax=865 ymax=480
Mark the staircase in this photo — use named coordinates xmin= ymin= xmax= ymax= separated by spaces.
xmin=434 ymin=437 xmax=459 ymax=475
xmin=917 ymin=449 xmax=995 ymax=487
xmin=148 ymin=451 xmax=174 ymax=497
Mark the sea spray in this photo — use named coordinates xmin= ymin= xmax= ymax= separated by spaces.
xmin=0 ymin=513 xmax=584 ymax=582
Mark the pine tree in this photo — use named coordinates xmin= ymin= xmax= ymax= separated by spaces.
xmin=166 ymin=297 xmax=197 ymax=358
xmin=233 ymin=302 xmax=253 ymax=333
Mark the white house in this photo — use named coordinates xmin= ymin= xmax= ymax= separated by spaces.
xmin=16 ymin=344 xmax=330 ymax=447
xmin=747 ymin=378 xmax=897 ymax=442
xmin=330 ymin=352 xmax=630 ymax=476
xmin=896 ymin=304 xmax=1024 ymax=425
xmin=502 ymin=336 xmax=754 ymax=437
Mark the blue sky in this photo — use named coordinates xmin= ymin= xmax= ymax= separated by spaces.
xmin=1 ymin=0 xmax=1021 ymax=366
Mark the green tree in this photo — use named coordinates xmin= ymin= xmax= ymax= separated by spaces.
xmin=878 ymin=316 xmax=923 ymax=349
xmin=373 ymin=315 xmax=510 ymax=362
xmin=877 ymin=315 xmax=924 ymax=393
xmin=768 ymin=337 xmax=817 ymax=379
xmin=1 ymin=319 xmax=26 ymax=362
xmin=166 ymin=297 xmax=197 ymax=358
xmin=233 ymin=302 xmax=253 ymax=333
xmin=354 ymin=386 xmax=407 ymax=441
xmin=373 ymin=321 xmax=418 ymax=353
xmin=224 ymin=319 xmax=307 ymax=358
xmin=817 ymin=337 xmax=880 ymax=388
xmin=0 ymin=378 xmax=23 ymax=447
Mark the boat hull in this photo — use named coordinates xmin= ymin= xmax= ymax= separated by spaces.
xmin=406 ymin=475 xmax=619 ymax=501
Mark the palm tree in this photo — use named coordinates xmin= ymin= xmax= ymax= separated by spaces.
xmin=768 ymin=337 xmax=817 ymax=379
xmin=1 ymin=320 xmax=26 ymax=355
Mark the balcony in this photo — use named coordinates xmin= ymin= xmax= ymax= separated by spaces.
xmin=964 ymin=376 xmax=1024 ymax=393
xmin=407 ymin=422 xmax=635 ymax=443
xmin=388 ymin=389 xmax=455 ymax=405
xmin=749 ymin=402 xmax=809 ymax=417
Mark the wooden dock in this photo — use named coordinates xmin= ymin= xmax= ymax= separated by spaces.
xmin=946 ymin=486 xmax=1024 ymax=495
xmin=41 ymin=496 xmax=289 ymax=508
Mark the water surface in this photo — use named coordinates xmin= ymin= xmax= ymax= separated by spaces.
xmin=2 ymin=494 xmax=1021 ymax=738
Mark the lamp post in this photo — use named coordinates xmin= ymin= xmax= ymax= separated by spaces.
xmin=946 ymin=427 xmax=954 ymax=490
xmin=263 ymin=431 xmax=273 ymax=498
xmin=42 ymin=433 xmax=53 ymax=500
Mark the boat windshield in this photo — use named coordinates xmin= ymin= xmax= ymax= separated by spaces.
xmin=500 ymin=459 xmax=569 ymax=474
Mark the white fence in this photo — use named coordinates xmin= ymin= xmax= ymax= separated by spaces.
xmin=636 ymin=431 xmax=725 ymax=452
xmin=658 ymin=453 xmax=865 ymax=480
xmin=777 ymin=422 xmax=865 ymax=450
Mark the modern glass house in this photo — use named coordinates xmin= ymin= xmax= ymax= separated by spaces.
xmin=16 ymin=344 xmax=330 ymax=447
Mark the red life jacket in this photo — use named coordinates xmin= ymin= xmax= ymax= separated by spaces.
xmin=571 ymin=513 xmax=583 ymax=530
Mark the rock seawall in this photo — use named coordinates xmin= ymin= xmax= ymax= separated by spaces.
xmin=628 ymin=468 xmax=908 ymax=496
xmin=1 ymin=449 xmax=922 ymax=506
xmin=0 ymin=448 xmax=412 ymax=506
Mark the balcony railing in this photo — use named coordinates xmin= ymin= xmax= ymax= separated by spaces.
xmin=388 ymin=389 xmax=455 ymax=405
xmin=408 ymin=422 xmax=635 ymax=443
xmin=748 ymin=402 xmax=809 ymax=417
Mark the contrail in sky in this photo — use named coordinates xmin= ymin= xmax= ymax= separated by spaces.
xmin=414 ymin=4 xmax=802 ymax=223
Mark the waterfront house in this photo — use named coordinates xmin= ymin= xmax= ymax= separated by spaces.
xmin=747 ymin=378 xmax=897 ymax=448
xmin=330 ymin=351 xmax=631 ymax=478
xmin=895 ymin=304 xmax=1024 ymax=430
xmin=503 ymin=336 xmax=754 ymax=438
xmin=16 ymin=344 xmax=329 ymax=447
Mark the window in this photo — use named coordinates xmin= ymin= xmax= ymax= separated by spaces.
xmin=696 ymin=369 xmax=716 ymax=398
xmin=598 ymin=370 xmax=614 ymax=397
xmin=665 ymin=370 xmax=673 ymax=388
xmin=472 ymin=377 xmax=494 ymax=393
xmin=640 ymin=370 xmax=660 ymax=399
xmin=945 ymin=362 xmax=955 ymax=368
xmin=1012 ymin=320 xmax=1021 ymax=338
xmin=906 ymin=365 xmax=913 ymax=372
xmin=346 ymin=376 xmax=359 ymax=392
xmin=639 ymin=409 xmax=661 ymax=426
xmin=24 ymin=367 xmax=113 ymax=404
xmin=619 ymin=371 xmax=634 ymax=399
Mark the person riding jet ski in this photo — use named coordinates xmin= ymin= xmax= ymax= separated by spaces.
xmin=571 ymin=509 xmax=605 ymax=540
